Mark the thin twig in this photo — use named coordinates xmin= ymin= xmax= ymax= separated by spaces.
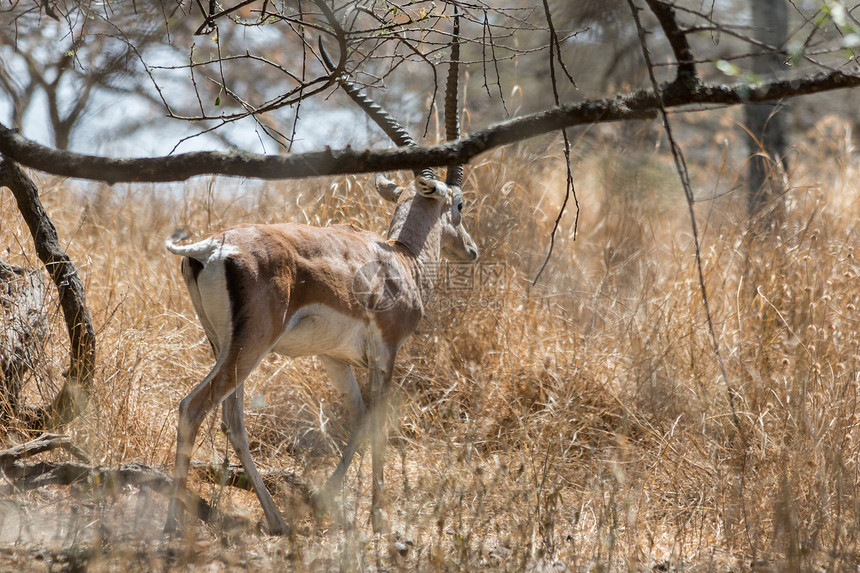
xmin=532 ymin=0 xmax=579 ymax=285
xmin=627 ymin=0 xmax=754 ymax=558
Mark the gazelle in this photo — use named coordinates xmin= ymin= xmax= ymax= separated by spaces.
xmin=164 ymin=14 xmax=473 ymax=535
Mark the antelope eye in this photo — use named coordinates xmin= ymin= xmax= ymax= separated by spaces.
xmin=457 ymin=202 xmax=464 ymax=213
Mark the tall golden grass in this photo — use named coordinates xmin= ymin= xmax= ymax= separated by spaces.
xmin=0 ymin=113 xmax=858 ymax=571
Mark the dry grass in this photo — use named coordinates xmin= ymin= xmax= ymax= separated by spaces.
xmin=0 ymin=113 xmax=858 ymax=571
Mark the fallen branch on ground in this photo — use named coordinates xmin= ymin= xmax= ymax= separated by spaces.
xmin=0 ymin=433 xmax=90 ymax=466
xmin=0 ymin=434 xmax=312 ymax=529
xmin=189 ymin=460 xmax=308 ymax=497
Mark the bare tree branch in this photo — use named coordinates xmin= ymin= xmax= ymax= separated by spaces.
xmin=0 ymin=70 xmax=857 ymax=184
xmin=0 ymin=433 xmax=89 ymax=467
xmin=0 ymin=435 xmax=236 ymax=527
xmin=189 ymin=460 xmax=307 ymax=495
xmin=0 ymin=460 xmax=231 ymax=525
xmin=0 ymin=435 xmax=301 ymax=528
xmin=642 ymin=0 xmax=698 ymax=85
xmin=532 ymin=0 xmax=578 ymax=285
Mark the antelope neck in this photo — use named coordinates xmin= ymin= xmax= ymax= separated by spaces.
xmin=386 ymin=194 xmax=444 ymax=267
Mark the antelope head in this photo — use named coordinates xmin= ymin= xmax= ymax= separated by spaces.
xmin=375 ymin=173 xmax=478 ymax=264
xmin=321 ymin=7 xmax=477 ymax=266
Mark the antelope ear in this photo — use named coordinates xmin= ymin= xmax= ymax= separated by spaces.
xmin=375 ymin=174 xmax=403 ymax=202
xmin=415 ymin=176 xmax=448 ymax=200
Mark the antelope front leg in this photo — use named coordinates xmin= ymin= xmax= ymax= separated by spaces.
xmin=368 ymin=360 xmax=393 ymax=533
xmin=313 ymin=358 xmax=368 ymax=512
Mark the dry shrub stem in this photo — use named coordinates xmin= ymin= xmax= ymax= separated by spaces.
xmin=627 ymin=0 xmax=753 ymax=556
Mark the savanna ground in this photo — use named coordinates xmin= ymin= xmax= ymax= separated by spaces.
xmin=0 ymin=111 xmax=858 ymax=571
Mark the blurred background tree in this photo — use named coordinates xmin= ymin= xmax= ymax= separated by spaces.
xmin=744 ymin=0 xmax=790 ymax=225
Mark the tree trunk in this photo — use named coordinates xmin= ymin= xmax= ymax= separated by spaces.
xmin=745 ymin=0 xmax=789 ymax=224
xmin=0 ymin=156 xmax=96 ymax=430
xmin=0 ymin=260 xmax=48 ymax=420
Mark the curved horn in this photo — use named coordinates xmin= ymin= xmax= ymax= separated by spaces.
xmin=319 ymin=37 xmax=436 ymax=181
xmin=444 ymin=6 xmax=463 ymax=188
